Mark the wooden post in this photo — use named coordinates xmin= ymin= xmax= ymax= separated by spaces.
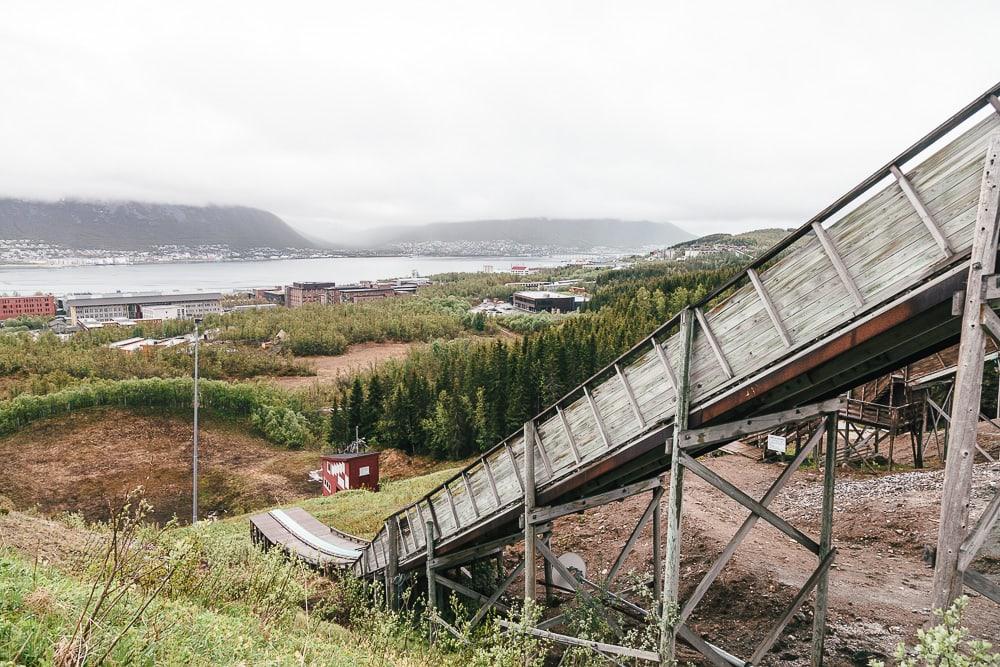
xmin=386 ymin=518 xmax=400 ymax=611
xmin=425 ymin=520 xmax=436 ymax=642
xmin=659 ymin=307 xmax=694 ymax=663
xmin=542 ymin=533 xmax=554 ymax=604
xmin=811 ymin=414 xmax=838 ymax=666
xmin=523 ymin=420 xmax=537 ymax=606
xmin=932 ymin=135 xmax=1000 ymax=612
xmin=652 ymin=494 xmax=662 ymax=602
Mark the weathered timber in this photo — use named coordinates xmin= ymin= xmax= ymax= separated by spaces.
xmin=891 ymin=164 xmax=954 ymax=257
xmin=747 ymin=267 xmax=793 ymax=347
xmin=469 ymin=559 xmax=524 ymax=628
xmin=678 ymin=451 xmax=820 ymax=554
xmin=959 ymin=487 xmax=1000 ymax=572
xmin=933 ymin=135 xmax=1000 ymax=610
xmin=694 ymin=306 xmax=735 ymax=379
xmin=496 ymin=621 xmax=659 ymax=663
xmin=528 ymin=476 xmax=662 ymax=525
xmin=652 ymin=337 xmax=680 ymax=392
xmin=533 ymin=426 xmax=554 ymax=480
xmin=584 ymin=386 xmax=611 ymax=449
xmin=524 ymin=420 xmax=537 ymax=603
xmin=557 ymin=406 xmax=582 ymax=464
xmin=605 ymin=488 xmax=662 ymax=586
xmin=811 ymin=415 xmax=838 ymax=667
xmin=811 ymin=221 xmax=865 ymax=307
xmin=965 ymin=568 xmax=1000 ymax=604
xmin=616 ymin=363 xmax=647 ymax=428
xmin=677 ymin=398 xmax=844 ymax=449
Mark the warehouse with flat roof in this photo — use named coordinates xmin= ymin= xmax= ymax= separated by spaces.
xmin=64 ymin=292 xmax=222 ymax=325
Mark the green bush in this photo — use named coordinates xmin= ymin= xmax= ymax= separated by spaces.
xmin=870 ymin=596 xmax=1000 ymax=666
xmin=250 ymin=405 xmax=311 ymax=449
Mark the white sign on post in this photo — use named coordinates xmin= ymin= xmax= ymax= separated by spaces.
xmin=766 ymin=434 xmax=787 ymax=454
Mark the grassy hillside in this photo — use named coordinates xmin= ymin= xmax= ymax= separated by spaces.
xmin=0 ymin=467 xmax=466 ymax=666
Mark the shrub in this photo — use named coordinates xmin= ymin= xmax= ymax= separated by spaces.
xmin=870 ymin=596 xmax=1000 ymax=666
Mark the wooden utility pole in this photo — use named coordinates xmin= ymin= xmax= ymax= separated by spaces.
xmin=932 ymin=135 xmax=1000 ymax=611
xmin=523 ymin=419 xmax=537 ymax=605
xmin=659 ymin=307 xmax=694 ymax=663
xmin=811 ymin=414 xmax=838 ymax=666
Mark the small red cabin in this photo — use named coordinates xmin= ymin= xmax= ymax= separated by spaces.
xmin=320 ymin=452 xmax=381 ymax=495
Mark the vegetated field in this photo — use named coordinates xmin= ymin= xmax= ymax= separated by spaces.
xmin=267 ymin=341 xmax=420 ymax=388
xmin=0 ymin=406 xmax=462 ymax=526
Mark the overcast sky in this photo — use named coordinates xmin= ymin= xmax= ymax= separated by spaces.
xmin=2 ymin=2 xmax=999 ymax=239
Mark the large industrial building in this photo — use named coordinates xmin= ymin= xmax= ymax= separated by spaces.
xmin=511 ymin=290 xmax=577 ymax=314
xmin=0 ymin=294 xmax=56 ymax=320
xmin=63 ymin=292 xmax=222 ymax=325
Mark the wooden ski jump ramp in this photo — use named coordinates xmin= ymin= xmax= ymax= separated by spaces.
xmin=356 ymin=81 xmax=1000 ymax=581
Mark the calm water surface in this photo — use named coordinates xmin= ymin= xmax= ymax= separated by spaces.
xmin=0 ymin=256 xmax=574 ymax=295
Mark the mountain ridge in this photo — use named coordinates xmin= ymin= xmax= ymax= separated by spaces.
xmin=0 ymin=198 xmax=316 ymax=250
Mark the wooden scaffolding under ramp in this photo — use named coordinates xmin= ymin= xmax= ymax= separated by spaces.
xmin=354 ymin=81 xmax=1000 ymax=663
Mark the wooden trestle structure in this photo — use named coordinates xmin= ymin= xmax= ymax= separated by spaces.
xmin=351 ymin=82 xmax=1000 ymax=663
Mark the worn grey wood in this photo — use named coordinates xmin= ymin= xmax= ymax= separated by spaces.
xmin=533 ymin=426 xmax=554 ymax=480
xmin=891 ymin=165 xmax=954 ymax=257
xmin=652 ymin=486 xmax=662 ymax=602
xmin=660 ymin=307 xmax=694 ymax=663
xmin=933 ymin=135 xmax=1000 ymax=611
xmin=677 ymin=398 xmax=844 ymax=449
xmin=444 ymin=484 xmax=461 ymax=530
xmin=747 ymin=267 xmax=793 ymax=347
xmin=750 ymin=549 xmax=837 ymax=665
xmin=605 ymin=488 xmax=662 ymax=586
xmin=481 ymin=457 xmax=502 ymax=507
xmin=679 ymin=451 xmax=820 ymax=554
xmin=528 ymin=476 xmax=663 ymax=525
xmin=680 ymin=423 xmax=824 ymax=623
xmin=496 ymin=620 xmax=659 ymax=662
xmin=965 ymin=568 xmax=1000 ymax=604
xmin=461 ymin=472 xmax=481 ymax=519
xmin=584 ymin=386 xmax=611 ymax=449
xmin=504 ymin=441 xmax=525 ymax=493
xmin=991 ymin=94 xmax=1000 ymax=116
xmin=425 ymin=520 xmax=436 ymax=642
xmin=523 ymin=420 xmax=537 ymax=604
xmin=652 ymin=337 xmax=679 ymax=393
xmin=386 ymin=518 xmax=399 ymax=611
xmin=430 ymin=531 xmax=522 ymax=570
xmin=811 ymin=221 xmax=865 ymax=307
xmin=469 ymin=559 xmax=524 ymax=628
xmin=811 ymin=415 xmax=838 ymax=667
xmin=694 ymin=307 xmax=735 ymax=379
xmin=959 ymin=487 xmax=1000 ymax=572
xmin=677 ymin=625 xmax=742 ymax=667
xmin=556 ymin=406 xmax=582 ymax=464
xmin=615 ymin=363 xmax=647 ymax=428
xmin=981 ymin=303 xmax=1000 ymax=345
xmin=436 ymin=572 xmax=511 ymax=613
xmin=429 ymin=612 xmax=469 ymax=645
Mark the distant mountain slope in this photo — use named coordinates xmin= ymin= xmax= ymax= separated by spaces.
xmin=671 ymin=228 xmax=793 ymax=251
xmin=351 ymin=218 xmax=695 ymax=252
xmin=0 ymin=198 xmax=316 ymax=250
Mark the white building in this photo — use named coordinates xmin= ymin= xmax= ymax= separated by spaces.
xmin=64 ymin=292 xmax=222 ymax=325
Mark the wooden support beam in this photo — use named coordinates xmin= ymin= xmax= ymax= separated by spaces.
xmin=750 ymin=549 xmax=837 ymax=665
xmin=428 ymin=612 xmax=469 ymax=645
xmin=505 ymin=441 xmax=525 ymax=493
xmin=677 ymin=398 xmax=844 ymax=450
xmin=533 ymin=426 xmax=554 ymax=480
xmin=959 ymin=488 xmax=1000 ymax=572
xmin=660 ymin=307 xmax=694 ymax=663
xmin=425 ymin=520 xmax=436 ymax=642
xmin=523 ymin=420 xmax=537 ymax=604
xmin=481 ymin=456 xmax=502 ymax=508
xmin=652 ymin=337 xmax=679 ymax=394
xmin=616 ymin=363 xmax=646 ymax=428
xmin=926 ymin=396 xmax=994 ymax=462
xmin=811 ymin=221 xmax=865 ymax=308
xmin=605 ymin=488 xmax=662 ymax=586
xmin=981 ymin=304 xmax=1000 ymax=344
xmin=557 ymin=406 xmax=582 ymax=464
xmin=811 ymin=415 xmax=838 ymax=667
xmin=652 ymin=485 xmax=662 ymax=603
xmin=386 ymin=518 xmax=400 ymax=611
xmin=496 ymin=620 xmax=659 ymax=663
xmin=990 ymin=94 xmax=1000 ymax=116
xmin=534 ymin=537 xmax=622 ymax=637
xmin=890 ymin=165 xmax=954 ymax=257
xmin=677 ymin=625 xmax=742 ymax=667
xmin=747 ymin=267 xmax=793 ymax=347
xmin=965 ymin=568 xmax=1000 ymax=605
xmin=528 ymin=476 xmax=663 ymax=525
xmin=436 ymin=572 xmax=511 ymax=613
xmin=444 ymin=484 xmax=461 ymax=530
xmin=678 ymin=451 xmax=820 ymax=554
xmin=429 ymin=531 xmax=522 ymax=570
xmin=932 ymin=135 xmax=1000 ymax=612
xmin=461 ymin=472 xmax=481 ymax=518
xmin=694 ymin=307 xmax=735 ymax=379
xmin=680 ymin=423 xmax=825 ymax=623
xmin=469 ymin=559 xmax=524 ymax=628
xmin=584 ymin=386 xmax=612 ymax=448
xmin=425 ymin=500 xmax=442 ymax=540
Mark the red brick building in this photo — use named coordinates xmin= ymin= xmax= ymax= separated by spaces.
xmin=0 ymin=294 xmax=55 ymax=320
xmin=320 ymin=451 xmax=381 ymax=495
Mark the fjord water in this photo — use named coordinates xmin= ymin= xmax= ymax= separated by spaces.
xmin=0 ymin=255 xmax=574 ymax=295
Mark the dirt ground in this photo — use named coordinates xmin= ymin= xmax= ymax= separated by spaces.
xmin=267 ymin=342 xmax=418 ymax=388
xmin=537 ymin=449 xmax=1000 ymax=665
xmin=0 ymin=407 xmax=320 ymax=524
